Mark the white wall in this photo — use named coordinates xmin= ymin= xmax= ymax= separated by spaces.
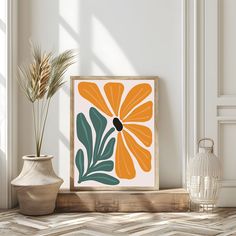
xmin=17 ymin=0 xmax=183 ymax=188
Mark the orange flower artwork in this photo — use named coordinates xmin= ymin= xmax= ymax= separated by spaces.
xmin=72 ymin=78 xmax=157 ymax=189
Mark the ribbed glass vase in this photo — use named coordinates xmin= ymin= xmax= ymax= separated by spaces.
xmin=187 ymin=138 xmax=221 ymax=206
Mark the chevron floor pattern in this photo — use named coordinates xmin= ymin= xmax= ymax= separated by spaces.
xmin=0 ymin=208 xmax=236 ymax=236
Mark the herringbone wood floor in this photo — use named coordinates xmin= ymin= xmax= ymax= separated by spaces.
xmin=0 ymin=208 xmax=236 ymax=236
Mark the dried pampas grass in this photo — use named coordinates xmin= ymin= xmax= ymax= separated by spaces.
xmin=17 ymin=43 xmax=76 ymax=157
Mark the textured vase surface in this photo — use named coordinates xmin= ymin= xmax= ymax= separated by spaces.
xmin=11 ymin=155 xmax=63 ymax=216
xmin=187 ymin=138 xmax=221 ymax=205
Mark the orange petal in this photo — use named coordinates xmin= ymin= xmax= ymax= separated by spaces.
xmin=123 ymin=101 xmax=153 ymax=122
xmin=78 ymin=82 xmax=112 ymax=116
xmin=104 ymin=83 xmax=124 ymax=116
xmin=120 ymin=83 xmax=151 ymax=120
xmin=124 ymin=124 xmax=152 ymax=147
xmin=123 ymin=130 xmax=151 ymax=172
xmin=115 ymin=133 xmax=136 ymax=179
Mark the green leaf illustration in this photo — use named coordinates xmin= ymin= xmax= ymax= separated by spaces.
xmin=76 ymin=113 xmax=93 ymax=167
xmin=99 ymin=138 xmax=116 ymax=160
xmin=89 ymin=161 xmax=114 ymax=172
xmin=82 ymin=173 xmax=120 ymax=185
xmin=75 ymin=107 xmax=119 ymax=185
xmin=89 ymin=107 xmax=107 ymax=163
xmin=75 ymin=149 xmax=84 ymax=180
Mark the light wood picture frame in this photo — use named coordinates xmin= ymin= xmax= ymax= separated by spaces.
xmin=70 ymin=76 xmax=159 ymax=191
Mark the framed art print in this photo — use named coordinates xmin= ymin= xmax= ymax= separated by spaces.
xmin=70 ymin=76 xmax=159 ymax=190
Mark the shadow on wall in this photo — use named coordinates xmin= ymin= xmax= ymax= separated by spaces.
xmin=18 ymin=0 xmax=181 ymax=188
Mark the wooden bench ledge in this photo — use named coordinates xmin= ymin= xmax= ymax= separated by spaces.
xmin=56 ymin=188 xmax=190 ymax=212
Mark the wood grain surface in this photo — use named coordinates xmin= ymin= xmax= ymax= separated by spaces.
xmin=56 ymin=188 xmax=189 ymax=212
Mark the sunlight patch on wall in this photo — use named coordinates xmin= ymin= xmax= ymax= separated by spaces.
xmin=58 ymin=0 xmax=80 ymax=186
xmin=90 ymin=61 xmax=109 ymax=75
xmin=59 ymin=0 xmax=80 ymax=58
xmin=58 ymin=0 xmax=80 ymax=81
xmin=91 ymin=16 xmax=137 ymax=75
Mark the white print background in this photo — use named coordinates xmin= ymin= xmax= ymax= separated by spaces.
xmin=74 ymin=80 xmax=155 ymax=187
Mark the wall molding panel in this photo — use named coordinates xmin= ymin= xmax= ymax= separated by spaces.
xmin=194 ymin=0 xmax=206 ymax=154
xmin=7 ymin=0 xmax=18 ymax=208
xmin=218 ymin=0 xmax=236 ymax=97
xmin=183 ymin=0 xmax=236 ymax=206
xmin=204 ymin=0 xmax=236 ymax=206
xmin=217 ymin=106 xmax=236 ymax=117
xmin=181 ymin=0 xmax=188 ymax=187
xmin=182 ymin=0 xmax=206 ymax=187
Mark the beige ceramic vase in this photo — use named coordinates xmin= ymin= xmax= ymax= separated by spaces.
xmin=11 ymin=155 xmax=63 ymax=216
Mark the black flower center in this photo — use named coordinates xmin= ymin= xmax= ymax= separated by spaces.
xmin=113 ymin=117 xmax=123 ymax=131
